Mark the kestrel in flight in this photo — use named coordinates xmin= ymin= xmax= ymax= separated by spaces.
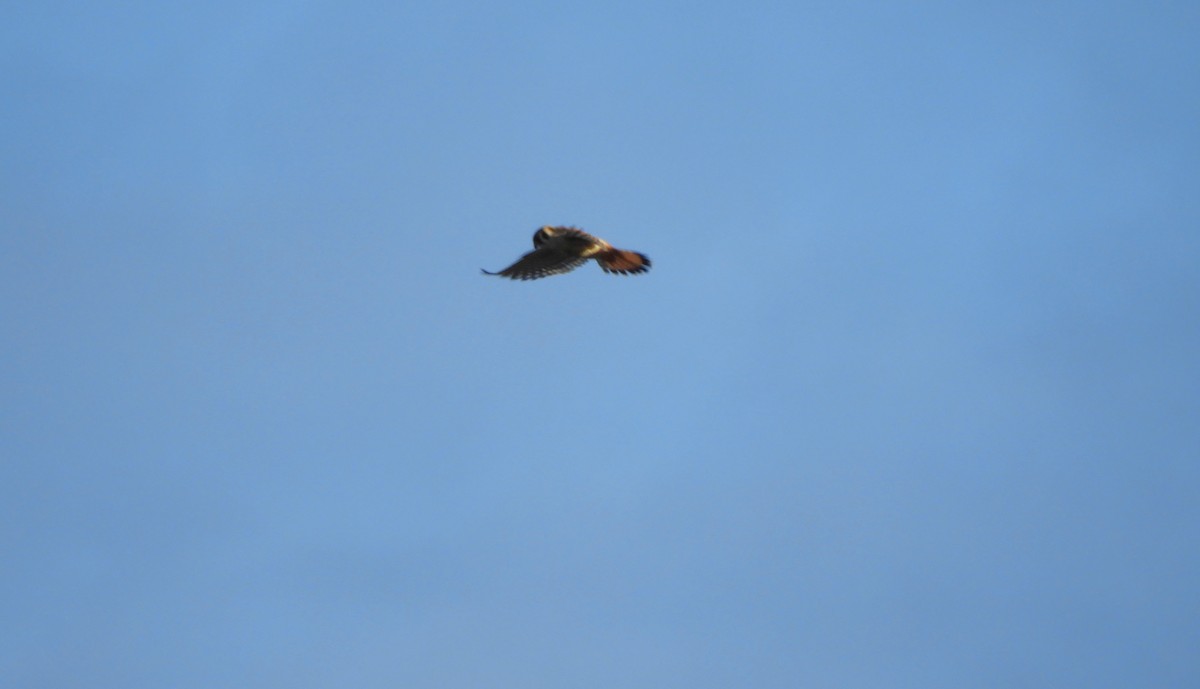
xmin=483 ymin=226 xmax=652 ymax=281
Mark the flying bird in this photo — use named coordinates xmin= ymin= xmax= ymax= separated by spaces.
xmin=483 ymin=226 xmax=652 ymax=281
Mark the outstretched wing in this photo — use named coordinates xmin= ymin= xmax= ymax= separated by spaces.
xmin=553 ymin=226 xmax=602 ymax=243
xmin=482 ymin=248 xmax=589 ymax=281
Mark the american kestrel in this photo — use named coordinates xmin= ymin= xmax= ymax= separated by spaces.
xmin=483 ymin=226 xmax=652 ymax=281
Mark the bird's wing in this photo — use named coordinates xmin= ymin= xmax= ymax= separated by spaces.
xmin=554 ymin=227 xmax=601 ymax=243
xmin=482 ymin=248 xmax=589 ymax=280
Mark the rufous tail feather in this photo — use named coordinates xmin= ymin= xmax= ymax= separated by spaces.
xmin=597 ymin=249 xmax=651 ymax=275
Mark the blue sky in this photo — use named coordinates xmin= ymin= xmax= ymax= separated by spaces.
xmin=3 ymin=2 xmax=1198 ymax=687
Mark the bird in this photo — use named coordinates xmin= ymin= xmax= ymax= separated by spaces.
xmin=482 ymin=226 xmax=651 ymax=281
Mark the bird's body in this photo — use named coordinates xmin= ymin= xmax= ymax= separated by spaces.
xmin=483 ymin=226 xmax=651 ymax=281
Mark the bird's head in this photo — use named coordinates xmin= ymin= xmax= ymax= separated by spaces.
xmin=533 ymin=225 xmax=557 ymax=246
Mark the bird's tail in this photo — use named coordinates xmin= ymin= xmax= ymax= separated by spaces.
xmin=596 ymin=249 xmax=652 ymax=275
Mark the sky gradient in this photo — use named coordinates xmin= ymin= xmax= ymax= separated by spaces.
xmin=3 ymin=2 xmax=1199 ymax=687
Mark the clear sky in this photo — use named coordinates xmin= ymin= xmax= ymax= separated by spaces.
xmin=3 ymin=2 xmax=1198 ymax=687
